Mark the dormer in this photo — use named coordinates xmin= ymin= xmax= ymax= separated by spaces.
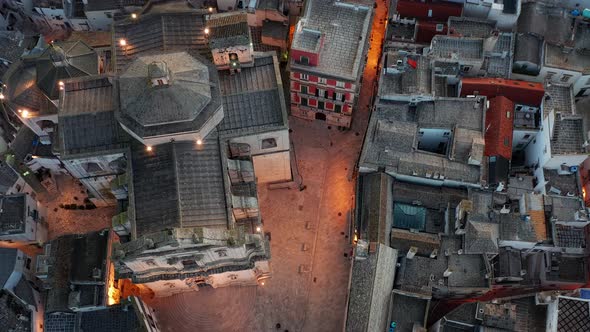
xmin=291 ymin=21 xmax=323 ymax=67
xmin=148 ymin=61 xmax=170 ymax=88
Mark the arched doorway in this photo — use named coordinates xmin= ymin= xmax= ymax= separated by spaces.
xmin=315 ymin=112 xmax=326 ymax=121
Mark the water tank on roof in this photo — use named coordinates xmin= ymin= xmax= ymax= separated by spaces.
xmin=570 ymin=165 xmax=579 ymax=173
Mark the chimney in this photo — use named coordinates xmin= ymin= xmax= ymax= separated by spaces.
xmin=407 ymin=246 xmax=418 ymax=259
xmin=443 ymin=268 xmax=453 ymax=277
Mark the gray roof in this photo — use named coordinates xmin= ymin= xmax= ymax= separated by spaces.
xmin=2 ymin=60 xmax=59 ymax=116
xmin=0 ymin=195 xmax=26 ymax=236
xmin=346 ymin=245 xmax=398 ymax=332
xmin=0 ymin=248 xmax=18 ymax=288
xmin=131 ymin=135 xmax=228 ymax=237
xmin=116 ymin=51 xmax=223 ymax=139
xmin=557 ymin=297 xmax=590 ymax=332
xmin=554 ymin=223 xmax=587 ymax=248
xmin=517 ymin=2 xmax=573 ymax=45
xmin=379 ymin=52 xmax=432 ymax=98
xmin=550 ymin=114 xmax=586 ymax=155
xmin=112 ymin=6 xmax=210 ymax=73
xmin=262 ymin=20 xmax=289 ymax=40
xmin=46 ymin=230 xmax=109 ymax=312
xmin=448 ymin=17 xmax=495 ymax=38
xmin=359 ymin=98 xmax=486 ymax=185
xmin=514 ymin=33 xmax=542 ymax=64
xmin=218 ymin=54 xmax=287 ymax=136
xmin=84 ymin=0 xmax=145 ymax=11
xmin=389 ymin=291 xmax=430 ymax=332
xmin=78 ymin=303 xmax=142 ymax=331
xmin=0 ymin=289 xmax=32 ymax=332
xmin=207 ymin=12 xmax=251 ymax=49
xmin=0 ymin=161 xmax=19 ymax=194
xmin=544 ymin=21 xmax=590 ymax=74
xmin=499 ymin=213 xmax=538 ymax=243
xmin=484 ymin=33 xmax=514 ymax=78
xmin=546 ymin=195 xmax=583 ymax=222
xmin=464 ymin=220 xmax=499 ymax=254
xmin=291 ymin=0 xmax=372 ymax=81
xmin=36 ymin=41 xmax=98 ymax=100
xmin=545 ymin=83 xmax=574 ymax=116
xmin=0 ymin=31 xmax=28 ymax=65
xmin=59 ymin=76 xmax=129 ymax=158
xmin=430 ymin=36 xmax=484 ymax=61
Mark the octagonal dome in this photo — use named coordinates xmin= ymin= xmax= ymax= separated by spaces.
xmin=119 ymin=52 xmax=213 ymax=127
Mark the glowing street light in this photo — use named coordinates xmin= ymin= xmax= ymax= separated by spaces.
xmin=196 ymin=139 xmax=203 ymax=145
xmin=131 ymin=13 xmax=138 ymax=19
xmin=0 ymin=93 xmax=4 ymax=100
xmin=146 ymin=146 xmax=153 ymax=152
xmin=21 ymin=110 xmax=29 ymax=118
xmin=119 ymin=39 xmax=127 ymax=47
xmin=204 ymin=28 xmax=210 ymax=34
xmin=208 ymin=7 xmax=213 ymax=12
xmin=256 ymin=226 xmax=261 ymax=232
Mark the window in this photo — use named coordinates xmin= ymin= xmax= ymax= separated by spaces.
xmin=145 ymin=259 xmax=157 ymax=266
xmin=182 ymin=260 xmax=197 ymax=267
xmin=506 ymin=111 xmax=511 ymax=118
xmin=546 ymin=71 xmax=557 ymax=80
xmin=300 ymin=85 xmax=308 ymax=94
xmin=436 ymin=24 xmax=444 ymax=32
xmin=300 ymin=56 xmax=309 ymax=65
xmin=504 ymin=137 xmax=510 ymax=146
xmin=157 ymin=79 xmax=164 ymax=85
xmin=317 ymin=89 xmax=327 ymax=98
xmin=336 ymin=92 xmax=344 ymax=102
xmin=261 ymin=138 xmax=277 ymax=149
xmin=300 ymin=97 xmax=308 ymax=106
xmin=334 ymin=104 xmax=342 ymax=113
xmin=25 ymin=258 xmax=31 ymax=270
xmin=318 ymin=101 xmax=325 ymax=110
xmin=336 ymin=81 xmax=345 ymax=88
xmin=300 ymin=74 xmax=309 ymax=81
xmin=523 ymin=134 xmax=531 ymax=139
xmin=319 ymin=78 xmax=327 ymax=84
xmin=105 ymin=12 xmax=113 ymax=18
xmin=428 ymin=9 xmax=433 ymax=17
xmin=216 ymin=250 xmax=228 ymax=257
xmin=461 ymin=66 xmax=471 ymax=73
xmin=586 ymin=77 xmax=590 ymax=86
xmin=561 ymin=74 xmax=573 ymax=83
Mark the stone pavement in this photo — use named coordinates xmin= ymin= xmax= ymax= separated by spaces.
xmin=143 ymin=1 xmax=390 ymax=331
xmin=42 ymin=175 xmax=115 ymax=240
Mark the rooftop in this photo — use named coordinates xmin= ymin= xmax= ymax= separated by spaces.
xmin=45 ymin=230 xmax=109 ymax=312
xmin=379 ymin=51 xmax=432 ymax=98
xmin=217 ymin=54 xmax=288 ymax=137
xmin=550 ymin=113 xmax=586 ymax=155
xmin=2 ymin=60 xmax=59 ymax=116
xmin=517 ymin=2 xmax=573 ymax=46
xmin=0 ymin=289 xmax=32 ymax=332
xmin=513 ymin=33 xmax=542 ymax=65
xmin=359 ymin=98 xmax=486 ymax=185
xmin=0 ymin=248 xmax=18 ymax=288
xmin=10 ymin=126 xmax=54 ymax=161
xmin=45 ymin=297 xmax=147 ymax=332
xmin=464 ymin=220 xmax=499 ymax=254
xmin=0 ymin=161 xmax=19 ymax=194
xmin=430 ymin=35 xmax=484 ymax=61
xmin=388 ymin=290 xmax=430 ymax=332
xmin=116 ymin=51 xmax=222 ymax=139
xmin=131 ymin=137 xmax=228 ymax=238
xmin=207 ymin=12 xmax=251 ymax=49
xmin=460 ymin=77 xmax=545 ymax=107
xmin=36 ymin=41 xmax=98 ymax=100
xmin=112 ymin=4 xmax=210 ymax=73
xmin=346 ymin=245 xmax=398 ymax=332
xmin=59 ymin=76 xmax=128 ymax=158
xmin=544 ymin=21 xmax=590 ymax=74
xmin=290 ymin=0 xmax=372 ymax=81
xmin=0 ymin=195 xmax=26 ymax=236
xmin=448 ymin=17 xmax=496 ymax=38
xmin=484 ymin=96 xmax=514 ymax=160
xmin=556 ymin=296 xmax=590 ymax=331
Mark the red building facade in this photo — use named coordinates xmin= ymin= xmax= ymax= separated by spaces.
xmin=289 ymin=0 xmax=372 ymax=128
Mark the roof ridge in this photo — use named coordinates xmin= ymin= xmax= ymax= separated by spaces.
xmin=171 ymin=142 xmax=182 ymax=228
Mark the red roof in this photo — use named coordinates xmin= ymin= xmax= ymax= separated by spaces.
xmin=460 ymin=78 xmax=545 ymax=106
xmin=397 ymin=0 xmax=463 ymax=21
xmin=485 ymin=96 xmax=514 ymax=160
xmin=416 ymin=21 xmax=448 ymax=43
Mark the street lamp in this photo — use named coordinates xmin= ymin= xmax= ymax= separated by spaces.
xmin=119 ymin=39 xmax=127 ymax=47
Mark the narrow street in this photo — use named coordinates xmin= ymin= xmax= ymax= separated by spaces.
xmin=146 ymin=1 xmax=389 ymax=331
